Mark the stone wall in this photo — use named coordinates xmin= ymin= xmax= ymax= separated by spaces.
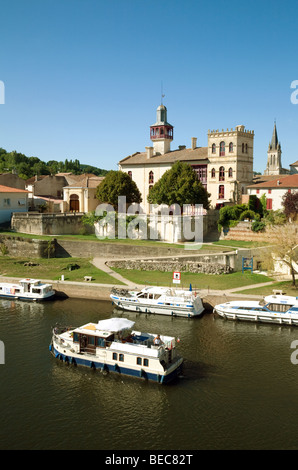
xmin=11 ymin=212 xmax=90 ymax=236
xmin=220 ymin=221 xmax=271 ymax=242
xmin=11 ymin=210 xmax=219 ymax=242
xmin=0 ymin=235 xmax=50 ymax=258
xmin=107 ymin=258 xmax=232 ymax=274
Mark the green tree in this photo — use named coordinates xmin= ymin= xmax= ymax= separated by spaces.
xmin=96 ymin=170 xmax=142 ymax=207
xmin=147 ymin=161 xmax=210 ymax=209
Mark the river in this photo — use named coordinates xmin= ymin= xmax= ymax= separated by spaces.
xmin=1 ymin=296 xmax=298 ymax=450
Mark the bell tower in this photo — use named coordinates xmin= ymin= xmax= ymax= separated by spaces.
xmin=150 ymin=104 xmax=173 ymax=155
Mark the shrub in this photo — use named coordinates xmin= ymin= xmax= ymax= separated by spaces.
xmin=251 ymin=220 xmax=266 ymax=232
xmin=239 ymin=210 xmax=257 ymax=221
xmin=218 ymin=204 xmax=248 ymax=231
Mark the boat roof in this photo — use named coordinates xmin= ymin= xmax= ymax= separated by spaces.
xmin=73 ymin=318 xmax=135 ymax=337
xmin=140 ymin=286 xmax=193 ymax=295
xmin=264 ymin=295 xmax=298 ymax=304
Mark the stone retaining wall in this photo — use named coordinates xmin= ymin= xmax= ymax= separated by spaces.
xmin=107 ymin=259 xmax=232 ymax=274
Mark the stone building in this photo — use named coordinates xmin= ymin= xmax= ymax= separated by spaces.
xmin=119 ymin=103 xmax=254 ymax=212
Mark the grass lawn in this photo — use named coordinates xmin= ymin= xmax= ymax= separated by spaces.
xmin=236 ymin=281 xmax=298 ymax=297
xmin=0 ymin=257 xmax=124 ymax=284
xmin=212 ymin=240 xmax=270 ymax=248
xmin=111 ymin=268 xmax=274 ymax=290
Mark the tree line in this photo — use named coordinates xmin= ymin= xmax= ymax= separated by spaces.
xmin=0 ymin=147 xmax=108 ymax=179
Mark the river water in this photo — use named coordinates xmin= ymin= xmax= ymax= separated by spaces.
xmin=1 ymin=296 xmax=298 ymax=450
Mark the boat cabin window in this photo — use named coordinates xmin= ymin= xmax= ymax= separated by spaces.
xmin=267 ymin=303 xmax=293 ymax=312
xmin=32 ymin=288 xmax=41 ymax=294
xmin=137 ymin=293 xmax=147 ymax=298
xmin=73 ymin=333 xmax=79 ymax=343
xmin=137 ymin=357 xmax=149 ymax=367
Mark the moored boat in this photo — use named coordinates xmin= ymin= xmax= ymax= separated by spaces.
xmin=0 ymin=278 xmax=55 ymax=301
xmin=110 ymin=286 xmax=204 ymax=318
xmin=214 ymin=294 xmax=298 ymax=325
xmin=49 ymin=317 xmax=183 ymax=384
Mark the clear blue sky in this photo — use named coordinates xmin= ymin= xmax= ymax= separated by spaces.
xmin=0 ymin=0 xmax=297 ymax=173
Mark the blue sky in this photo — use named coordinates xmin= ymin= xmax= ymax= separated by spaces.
xmin=0 ymin=0 xmax=297 ymax=173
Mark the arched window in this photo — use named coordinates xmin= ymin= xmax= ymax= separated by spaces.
xmin=219 ymin=166 xmax=225 ymax=181
xmin=220 ymin=142 xmax=225 ymax=156
xmin=128 ymin=171 xmax=132 ymax=179
xmin=219 ymin=185 xmax=225 ymax=199
xmin=149 ymin=171 xmax=154 ymax=184
xmin=229 ymin=142 xmax=233 ymax=152
xmin=211 ymin=168 xmax=216 ymax=178
xmin=212 ymin=143 xmax=216 ymax=154
xmin=245 ymin=143 xmax=248 ymax=153
xmin=228 ymin=167 xmax=233 ymax=177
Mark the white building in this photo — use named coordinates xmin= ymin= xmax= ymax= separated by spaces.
xmin=247 ymin=174 xmax=298 ymax=210
xmin=0 ymin=185 xmax=29 ymax=224
xmin=119 ymin=103 xmax=254 ymax=212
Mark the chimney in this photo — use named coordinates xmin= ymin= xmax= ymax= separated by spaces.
xmin=146 ymin=146 xmax=154 ymax=159
xmin=191 ymin=137 xmax=197 ymax=150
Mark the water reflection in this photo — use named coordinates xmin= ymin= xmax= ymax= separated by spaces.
xmin=2 ymin=297 xmax=298 ymax=449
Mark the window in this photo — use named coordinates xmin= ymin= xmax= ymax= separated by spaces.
xmin=245 ymin=143 xmax=248 ymax=153
xmin=73 ymin=333 xmax=79 ymax=343
xmin=3 ymin=198 xmax=10 ymax=206
xmin=229 ymin=142 xmax=233 ymax=153
xmin=228 ymin=167 xmax=233 ymax=177
xmin=268 ymin=189 xmax=271 ymax=194
xmin=149 ymin=171 xmax=154 ymax=184
xmin=137 ymin=357 xmax=142 ymax=365
xmin=119 ymin=354 xmax=124 ymax=362
xmin=266 ymin=198 xmax=272 ymax=210
xmin=219 ymin=166 xmax=225 ymax=181
xmin=143 ymin=359 xmax=149 ymax=367
xmin=220 ymin=142 xmax=225 ymax=156
xmin=219 ymin=185 xmax=225 ymax=199
xmin=256 ymin=189 xmax=260 ymax=194
xmin=211 ymin=168 xmax=215 ymax=178
xmin=112 ymin=352 xmax=118 ymax=360
xmin=128 ymin=171 xmax=132 ymax=179
xmin=212 ymin=143 xmax=216 ymax=154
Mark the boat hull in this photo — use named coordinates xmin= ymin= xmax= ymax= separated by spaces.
xmin=111 ymin=296 xmax=203 ymax=318
xmin=49 ymin=344 xmax=183 ymax=384
xmin=214 ymin=307 xmax=298 ymax=326
xmin=0 ymin=291 xmax=56 ymax=302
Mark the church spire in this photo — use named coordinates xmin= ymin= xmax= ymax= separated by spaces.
xmin=269 ymin=121 xmax=279 ymax=150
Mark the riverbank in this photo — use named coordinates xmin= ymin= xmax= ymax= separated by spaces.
xmin=0 ymin=274 xmax=275 ymax=315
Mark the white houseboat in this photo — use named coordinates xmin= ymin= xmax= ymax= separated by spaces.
xmin=0 ymin=278 xmax=55 ymax=301
xmin=110 ymin=286 xmax=204 ymax=318
xmin=214 ymin=294 xmax=298 ymax=325
xmin=49 ymin=317 xmax=183 ymax=384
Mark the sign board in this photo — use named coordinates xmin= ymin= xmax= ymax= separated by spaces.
xmin=173 ymin=271 xmax=181 ymax=284
xmin=242 ymin=257 xmax=253 ymax=273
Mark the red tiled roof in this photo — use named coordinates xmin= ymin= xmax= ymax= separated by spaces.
xmin=0 ymin=185 xmax=29 ymax=193
xmin=247 ymin=174 xmax=298 ymax=189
